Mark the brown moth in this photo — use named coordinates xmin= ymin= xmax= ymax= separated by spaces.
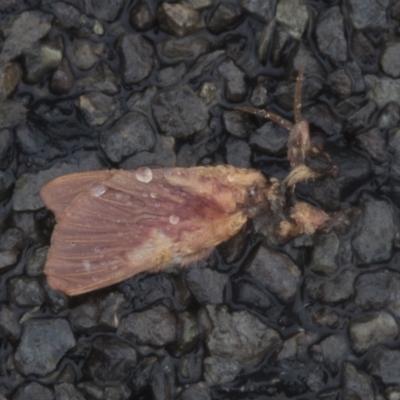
xmin=41 ymin=64 xmax=337 ymax=296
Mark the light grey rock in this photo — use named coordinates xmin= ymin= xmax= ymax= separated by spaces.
xmin=12 ymin=382 xmax=54 ymax=400
xmin=216 ymin=59 xmax=246 ymax=102
xmin=276 ymin=0 xmax=308 ymax=40
xmin=157 ymin=2 xmax=201 ymax=37
xmin=76 ymin=62 xmax=119 ymax=95
xmin=346 ymin=0 xmax=388 ymax=31
xmin=349 ymin=312 xmax=398 ymax=353
xmin=240 ymin=0 xmax=277 ymax=22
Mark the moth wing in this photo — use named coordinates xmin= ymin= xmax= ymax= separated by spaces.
xmin=40 ymin=171 xmax=113 ymax=217
xmin=45 ymin=168 xmax=248 ymax=296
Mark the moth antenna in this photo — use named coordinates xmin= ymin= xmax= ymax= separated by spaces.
xmin=234 ymin=106 xmax=293 ymax=131
xmin=294 ymin=57 xmax=308 ymax=124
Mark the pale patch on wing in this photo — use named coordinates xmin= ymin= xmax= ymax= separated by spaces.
xmin=45 ymin=168 xmax=251 ymax=296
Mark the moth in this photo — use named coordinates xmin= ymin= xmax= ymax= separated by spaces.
xmin=40 ymin=63 xmax=337 ymax=296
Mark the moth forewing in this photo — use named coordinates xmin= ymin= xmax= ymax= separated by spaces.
xmin=42 ymin=166 xmax=272 ymax=296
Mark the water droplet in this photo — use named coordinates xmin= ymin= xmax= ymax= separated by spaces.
xmin=169 ymin=215 xmax=180 ymax=224
xmin=110 ymin=265 xmax=118 ymax=271
xmin=91 ymin=184 xmax=107 ymax=197
xmin=50 ymin=267 xmax=55 ymax=272
xmin=92 ymin=276 xmax=99 ymax=282
xmin=115 ymin=193 xmax=123 ymax=200
xmin=135 ymin=167 xmax=153 ymax=183
xmin=117 ymin=231 xmax=123 ymax=236
xmin=142 ymin=192 xmax=148 ymax=197
xmin=155 ymin=202 xmax=160 ymax=208
xmin=82 ymin=260 xmax=91 ymax=271
xmin=150 ymin=192 xmax=157 ymax=198
xmin=116 ymin=219 xmax=121 ymax=223
xmin=227 ymin=174 xmax=235 ymax=183
xmin=70 ymin=242 xmax=76 ymax=247
xmin=101 ymin=261 xmax=106 ymax=266
xmin=94 ymin=247 xmax=101 ymax=253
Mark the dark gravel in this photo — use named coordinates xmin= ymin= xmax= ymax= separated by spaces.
xmin=0 ymin=0 xmax=399 ymax=399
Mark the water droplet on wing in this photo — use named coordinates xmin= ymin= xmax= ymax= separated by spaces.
xmin=91 ymin=184 xmax=107 ymax=197
xmin=227 ymin=174 xmax=235 ymax=182
xmin=136 ymin=167 xmax=153 ymax=183
xmin=169 ymin=215 xmax=180 ymax=225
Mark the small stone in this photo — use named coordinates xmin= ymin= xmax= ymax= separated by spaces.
xmin=157 ymin=37 xmax=210 ymax=61
xmin=200 ymin=305 xmax=281 ymax=367
xmin=246 ymin=246 xmax=301 ymax=303
xmin=0 ymin=11 xmax=53 ymax=64
xmin=152 ymin=85 xmax=208 ymax=139
xmin=349 ymin=312 xmax=398 ymax=353
xmin=118 ymin=33 xmax=154 ymax=84
xmin=311 ymin=334 xmax=348 ymax=373
xmin=207 ymin=3 xmax=242 ymax=34
xmin=352 ymin=193 xmax=396 ymax=264
xmin=343 ymin=363 xmax=374 ymax=400
xmin=276 ymin=0 xmax=309 ymax=40
xmin=240 ymin=0 xmax=277 ymax=23
xmin=236 ymin=281 xmax=271 ymax=310
xmin=117 ymin=304 xmax=177 ymax=347
xmin=23 ymin=37 xmax=63 ymax=83
xmin=367 ymin=345 xmax=400 ymax=385
xmin=310 ymin=232 xmax=339 ymax=275
xmin=249 ymin=122 xmax=289 ymax=154
xmin=315 ymin=6 xmax=347 ymax=65
xmin=8 ymin=277 xmax=45 ymax=307
xmin=0 ymin=228 xmax=25 ymax=270
xmin=305 ymin=267 xmax=357 ymax=304
xmin=100 ymin=111 xmax=156 ymax=163
xmin=179 ymin=383 xmax=211 ymax=400
xmin=157 ymin=2 xmax=201 ymax=37
xmin=204 ymin=356 xmax=241 ymax=385
xmin=51 ymin=58 xmax=74 ymax=94
xmin=78 ymin=92 xmax=120 ymax=127
xmin=380 ymin=38 xmax=400 ymax=78
xmin=26 ymin=246 xmax=49 ymax=276
xmin=222 ymin=110 xmax=252 ymax=138
xmin=85 ymin=336 xmax=137 ymax=381
xmin=355 ymin=269 xmax=400 ymax=317
xmin=346 ymin=0 xmax=388 ymax=31
xmin=130 ymin=1 xmax=155 ymax=31
xmin=0 ymin=62 xmax=21 ymax=101
xmin=356 ymin=128 xmax=387 ymax=163
xmin=185 ymin=267 xmax=226 ymax=304
xmin=216 ymin=59 xmax=246 ymax=102
xmin=0 ymin=304 xmax=21 ymax=341
xmin=76 ymin=62 xmax=119 ymax=95
xmin=54 ymin=383 xmax=85 ymax=400
xmin=14 ymin=318 xmax=76 ymax=376
xmin=225 ymin=137 xmax=251 ymax=168
xmin=0 ymin=100 xmax=27 ymax=129
xmin=12 ymin=382 xmax=54 ymax=400
xmin=71 ymin=41 xmax=106 ymax=71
